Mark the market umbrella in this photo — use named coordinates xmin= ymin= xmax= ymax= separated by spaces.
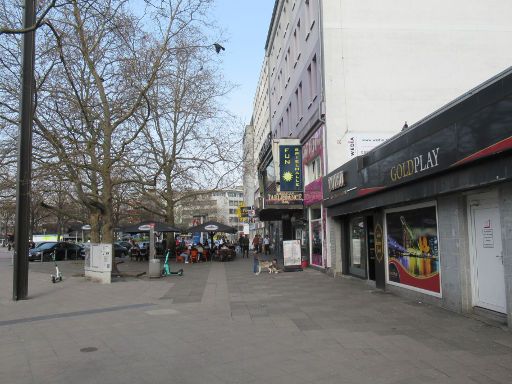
xmin=121 ymin=221 xmax=182 ymax=234
xmin=186 ymin=220 xmax=237 ymax=234
xmin=121 ymin=221 xmax=182 ymax=262
xmin=186 ymin=221 xmax=237 ymax=256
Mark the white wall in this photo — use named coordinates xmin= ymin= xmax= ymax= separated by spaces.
xmin=323 ymin=0 xmax=512 ymax=172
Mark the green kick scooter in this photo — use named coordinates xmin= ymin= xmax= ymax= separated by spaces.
xmin=162 ymin=250 xmax=183 ymax=277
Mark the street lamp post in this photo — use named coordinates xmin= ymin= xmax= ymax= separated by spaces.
xmin=13 ymin=0 xmax=36 ymax=301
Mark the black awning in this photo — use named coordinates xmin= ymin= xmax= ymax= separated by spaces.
xmin=258 ymin=207 xmax=303 ymax=221
xmin=186 ymin=221 xmax=237 ymax=234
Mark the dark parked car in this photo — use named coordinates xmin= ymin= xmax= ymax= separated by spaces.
xmin=115 ymin=241 xmax=132 ymax=251
xmin=28 ymin=242 xmax=83 ymax=262
xmin=114 ymin=243 xmax=128 ymax=258
xmin=138 ymin=242 xmax=164 ymax=256
xmin=80 ymin=243 xmax=128 ymax=259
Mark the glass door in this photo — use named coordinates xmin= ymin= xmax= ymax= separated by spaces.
xmin=349 ymin=216 xmax=367 ymax=278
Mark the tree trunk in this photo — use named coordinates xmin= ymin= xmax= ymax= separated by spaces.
xmin=89 ymin=211 xmax=101 ymax=243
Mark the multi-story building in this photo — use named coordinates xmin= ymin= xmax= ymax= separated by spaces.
xmin=174 ymin=187 xmax=244 ymax=235
xmin=243 ymin=57 xmax=271 ymax=239
xmin=248 ymin=0 xmax=512 ymax=315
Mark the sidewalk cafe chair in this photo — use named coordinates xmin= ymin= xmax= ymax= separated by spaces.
xmin=130 ymin=247 xmax=140 ymax=262
xmin=190 ymin=248 xmax=199 ymax=263
xmin=176 ymin=251 xmax=185 ymax=263
xmin=138 ymin=247 xmax=147 ymax=261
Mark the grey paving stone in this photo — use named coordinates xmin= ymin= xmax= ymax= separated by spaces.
xmin=1 ymin=251 xmax=512 ymax=384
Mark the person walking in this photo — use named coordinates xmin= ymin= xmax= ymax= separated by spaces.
xmin=242 ymin=234 xmax=250 ymax=258
xmin=263 ymin=235 xmax=270 ymax=255
xmin=252 ymin=234 xmax=261 ymax=254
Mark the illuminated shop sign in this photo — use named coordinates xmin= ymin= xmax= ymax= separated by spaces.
xmin=279 ymin=145 xmax=303 ymax=192
xmin=265 ymin=192 xmax=304 ymax=206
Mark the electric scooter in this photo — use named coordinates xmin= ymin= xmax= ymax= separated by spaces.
xmin=161 ymin=250 xmax=183 ymax=277
xmin=50 ymin=251 xmax=63 ymax=283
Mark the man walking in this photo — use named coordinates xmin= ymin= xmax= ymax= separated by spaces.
xmin=263 ymin=235 xmax=270 ymax=255
xmin=242 ymin=234 xmax=250 ymax=258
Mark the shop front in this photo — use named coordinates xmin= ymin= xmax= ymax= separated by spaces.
xmin=303 ymin=126 xmax=326 ymax=268
xmin=256 ymin=138 xmax=305 ymax=259
xmin=323 ymin=68 xmax=512 ymax=325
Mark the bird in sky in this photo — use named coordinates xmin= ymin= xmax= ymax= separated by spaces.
xmin=213 ymin=43 xmax=225 ymax=54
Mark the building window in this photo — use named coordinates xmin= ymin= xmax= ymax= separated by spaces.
xmin=288 ymin=47 xmax=292 ymax=75
xmin=287 ymin=103 xmax=292 ymax=135
xmin=385 ymin=203 xmax=440 ymax=295
xmin=306 ymin=156 xmax=321 ymax=183
xmin=305 ymin=0 xmax=311 ymax=39
xmin=308 ymin=55 xmax=317 ymax=105
xmin=297 ymin=82 xmax=303 ymax=122
xmin=284 ymin=55 xmax=288 ymax=88
xmin=306 ymin=0 xmax=314 ymax=30
xmin=295 ymin=88 xmax=299 ymax=123
xmin=293 ymin=26 xmax=300 ymax=64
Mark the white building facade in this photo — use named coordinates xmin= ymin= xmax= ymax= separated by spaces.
xmin=175 ymin=188 xmax=244 ymax=235
xmin=249 ymin=0 xmax=512 ymax=274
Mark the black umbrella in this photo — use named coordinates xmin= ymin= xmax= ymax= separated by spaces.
xmin=186 ymin=220 xmax=237 ymax=234
xmin=122 ymin=221 xmax=181 ymax=234
xmin=186 ymin=221 xmax=237 ymax=255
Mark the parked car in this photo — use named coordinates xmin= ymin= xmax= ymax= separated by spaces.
xmin=138 ymin=241 xmax=164 ymax=256
xmin=115 ymin=241 xmax=133 ymax=251
xmin=28 ymin=242 xmax=83 ymax=262
xmin=80 ymin=243 xmax=128 ymax=259
xmin=114 ymin=243 xmax=128 ymax=258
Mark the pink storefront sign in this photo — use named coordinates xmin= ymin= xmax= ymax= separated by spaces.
xmin=302 ymin=126 xmax=323 ymax=164
xmin=304 ymin=178 xmax=323 ymax=206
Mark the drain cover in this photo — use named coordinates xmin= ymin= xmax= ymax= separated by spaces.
xmin=80 ymin=347 xmax=98 ymax=353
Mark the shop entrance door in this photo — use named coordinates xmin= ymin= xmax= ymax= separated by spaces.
xmin=348 ymin=216 xmax=367 ymax=278
xmin=469 ymin=196 xmax=506 ymax=313
xmin=348 ymin=215 xmax=376 ymax=280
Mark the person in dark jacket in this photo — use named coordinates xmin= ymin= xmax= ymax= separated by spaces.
xmin=241 ymin=234 xmax=250 ymax=258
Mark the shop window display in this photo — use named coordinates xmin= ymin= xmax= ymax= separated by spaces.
xmin=386 ymin=204 xmax=440 ymax=295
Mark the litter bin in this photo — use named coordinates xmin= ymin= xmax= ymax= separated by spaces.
xmin=148 ymin=258 xmax=161 ymax=278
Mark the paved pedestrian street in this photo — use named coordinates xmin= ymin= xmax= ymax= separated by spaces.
xmin=1 ymin=249 xmax=512 ymax=384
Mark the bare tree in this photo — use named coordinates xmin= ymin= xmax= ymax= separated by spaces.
xmin=133 ymin=35 xmax=242 ymax=226
xmin=34 ymin=0 xmax=222 ymax=243
xmin=0 ymin=0 xmax=241 ymax=250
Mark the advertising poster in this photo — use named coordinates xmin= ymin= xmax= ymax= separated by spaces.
xmin=283 ymin=240 xmax=301 ymax=267
xmin=346 ymin=132 xmax=395 ymax=158
xmin=386 ymin=205 xmax=440 ymax=294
